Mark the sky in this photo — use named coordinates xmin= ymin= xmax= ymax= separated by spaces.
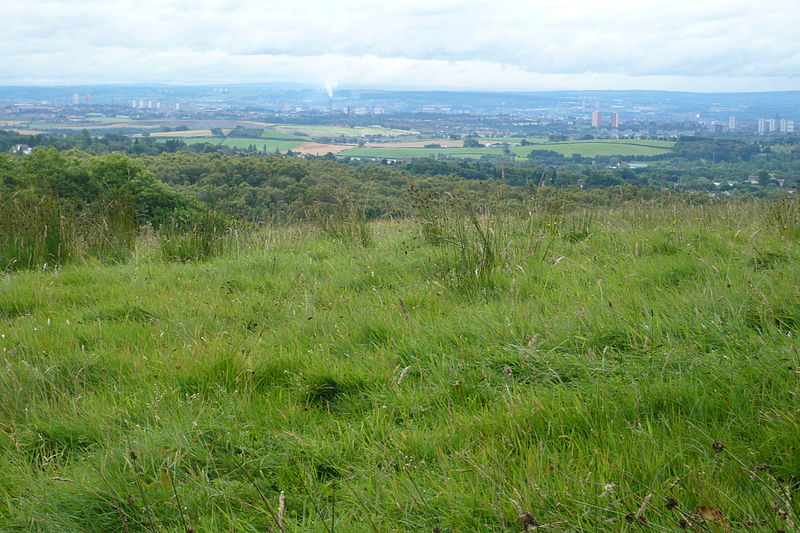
xmin=3 ymin=0 xmax=798 ymax=92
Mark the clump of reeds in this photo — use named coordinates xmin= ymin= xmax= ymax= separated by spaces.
xmin=412 ymin=188 xmax=509 ymax=294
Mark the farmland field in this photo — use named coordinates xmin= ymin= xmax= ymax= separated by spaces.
xmin=340 ymin=139 xmax=675 ymax=159
xmin=28 ymin=121 xmax=161 ymax=130
xmin=1 ymin=128 xmax=47 ymax=135
xmin=155 ymin=136 xmax=306 ymax=153
xmin=339 ymin=146 xmax=507 ymax=159
xmin=513 ymin=140 xmax=674 ymax=157
xmin=272 ymin=124 xmax=418 ymax=138
xmin=292 ymin=142 xmax=357 ymax=155
xmin=260 ymin=129 xmax=308 ymax=140
xmin=149 ymin=129 xmax=213 ymax=138
xmin=221 ymin=138 xmax=305 ymax=152
xmin=1 ymin=199 xmax=799 ymax=531
xmin=86 ymin=117 xmax=134 ymax=123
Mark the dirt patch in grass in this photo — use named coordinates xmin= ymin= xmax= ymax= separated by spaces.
xmin=292 ymin=142 xmax=357 ymax=155
xmin=3 ymin=128 xmax=46 ymax=135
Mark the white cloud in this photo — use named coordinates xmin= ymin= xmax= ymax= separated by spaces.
xmin=2 ymin=0 xmax=798 ymax=90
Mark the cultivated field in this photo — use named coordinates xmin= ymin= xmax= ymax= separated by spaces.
xmin=1 ymin=128 xmax=47 ymax=136
xmin=170 ymin=137 xmax=306 ymax=153
xmin=292 ymin=142 xmax=357 ymax=155
xmin=340 ymin=139 xmax=675 ymax=160
xmin=271 ymin=124 xmax=418 ymax=138
xmin=260 ymin=130 xmax=309 ymax=140
xmin=1 ymin=200 xmax=798 ymax=531
xmin=148 ymin=130 xmax=214 ymax=138
xmin=220 ymin=138 xmax=305 ymax=152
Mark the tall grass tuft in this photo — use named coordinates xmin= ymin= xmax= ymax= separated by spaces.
xmin=765 ymin=198 xmax=799 ymax=239
xmin=80 ymin=198 xmax=138 ymax=263
xmin=158 ymin=210 xmax=230 ymax=262
xmin=414 ymin=191 xmax=509 ymax=294
xmin=409 ymin=185 xmax=449 ymax=245
xmin=308 ymin=200 xmax=372 ymax=247
xmin=561 ymin=210 xmax=595 ymax=242
xmin=438 ymin=212 xmax=508 ymax=294
xmin=0 ymin=195 xmax=77 ymax=270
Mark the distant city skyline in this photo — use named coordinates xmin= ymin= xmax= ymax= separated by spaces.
xmin=3 ymin=0 xmax=798 ymax=92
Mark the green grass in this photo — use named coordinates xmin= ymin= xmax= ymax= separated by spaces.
xmin=339 ymin=139 xmax=674 ymax=160
xmin=514 ymin=141 xmax=673 ymax=157
xmin=260 ymin=129 xmax=308 ymax=140
xmin=161 ymin=137 xmax=305 ymax=153
xmin=1 ymin=201 xmax=799 ymax=531
xmin=221 ymin=138 xmax=305 ymax=152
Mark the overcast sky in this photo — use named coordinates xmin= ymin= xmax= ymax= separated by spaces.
xmin=4 ymin=0 xmax=798 ymax=92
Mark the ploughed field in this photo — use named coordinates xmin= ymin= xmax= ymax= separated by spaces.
xmin=1 ymin=201 xmax=798 ymax=531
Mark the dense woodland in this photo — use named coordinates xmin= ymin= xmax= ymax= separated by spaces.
xmin=2 ymin=147 xmax=702 ymax=226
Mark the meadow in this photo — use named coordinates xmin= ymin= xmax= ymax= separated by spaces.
xmin=0 ymin=197 xmax=798 ymax=531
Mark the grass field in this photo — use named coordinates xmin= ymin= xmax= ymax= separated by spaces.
xmin=340 ymin=139 xmax=674 ymax=160
xmin=515 ymin=140 xmax=674 ymax=158
xmin=157 ymin=136 xmax=305 ymax=153
xmin=261 ymin=129 xmax=308 ymax=140
xmin=1 ymin=200 xmax=798 ymax=531
xmin=221 ymin=138 xmax=305 ymax=152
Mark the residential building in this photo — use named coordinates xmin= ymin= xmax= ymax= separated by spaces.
xmin=767 ymin=118 xmax=777 ymax=132
xmin=591 ymin=110 xmax=602 ymax=128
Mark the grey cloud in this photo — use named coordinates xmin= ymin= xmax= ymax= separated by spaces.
xmin=1 ymin=0 xmax=798 ymax=90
